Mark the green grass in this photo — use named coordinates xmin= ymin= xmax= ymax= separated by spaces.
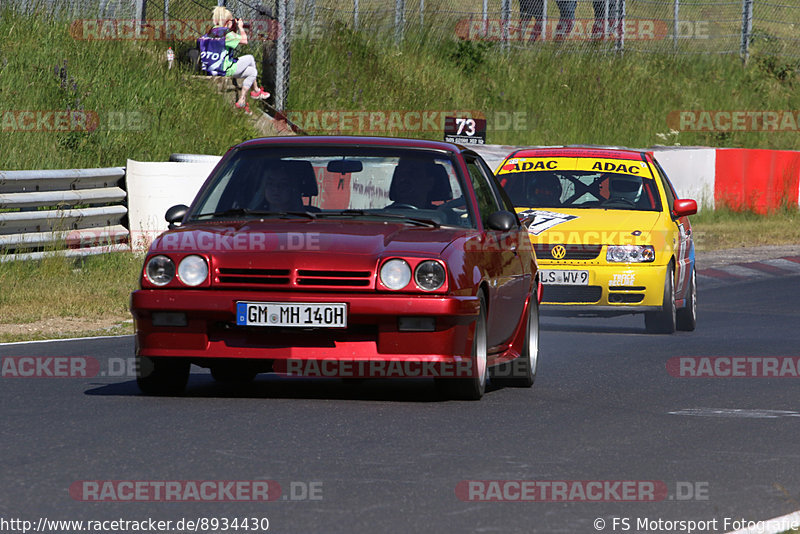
xmin=0 ymin=252 xmax=143 ymax=342
xmin=692 ymin=204 xmax=800 ymax=250
xmin=0 ymin=10 xmax=258 ymax=169
xmin=289 ymin=25 xmax=800 ymax=149
xmin=0 ymin=252 xmax=142 ymax=321
xmin=1 ymin=12 xmax=799 ymax=170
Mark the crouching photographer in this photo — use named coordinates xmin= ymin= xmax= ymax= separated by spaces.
xmin=199 ymin=6 xmax=270 ymax=114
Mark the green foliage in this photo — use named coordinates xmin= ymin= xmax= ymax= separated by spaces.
xmin=3 ymin=11 xmax=800 ymax=164
xmin=751 ymin=53 xmax=799 ymax=82
xmin=0 ymin=251 xmax=143 ymax=322
xmin=690 ymin=204 xmax=800 ymax=250
xmin=291 ymin=30 xmax=800 ymax=149
xmin=447 ymin=40 xmax=493 ymax=74
xmin=0 ymin=10 xmax=259 ymax=170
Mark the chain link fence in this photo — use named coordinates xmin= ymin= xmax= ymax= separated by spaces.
xmin=281 ymin=0 xmax=798 ymax=108
xmin=5 ymin=0 xmax=800 ymax=111
xmin=291 ymin=0 xmax=771 ymax=54
xmin=3 ymin=0 xmax=136 ymax=18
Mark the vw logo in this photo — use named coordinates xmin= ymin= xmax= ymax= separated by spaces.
xmin=551 ymin=245 xmax=567 ymax=259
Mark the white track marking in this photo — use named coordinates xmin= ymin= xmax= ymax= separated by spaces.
xmin=669 ymin=408 xmax=800 ymax=419
xmin=761 ymin=258 xmax=800 ymax=273
xmin=0 ymin=334 xmax=134 ymax=347
xmin=714 ymin=264 xmax=774 ymax=279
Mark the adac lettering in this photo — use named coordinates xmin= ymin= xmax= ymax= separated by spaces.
xmin=591 ymin=161 xmax=640 ymax=174
xmin=502 ymin=160 xmax=558 ymax=172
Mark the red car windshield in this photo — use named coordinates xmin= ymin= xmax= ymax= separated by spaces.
xmin=190 ymin=146 xmax=475 ymax=228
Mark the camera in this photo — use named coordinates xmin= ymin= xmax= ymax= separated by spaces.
xmin=232 ymin=18 xmax=250 ymax=31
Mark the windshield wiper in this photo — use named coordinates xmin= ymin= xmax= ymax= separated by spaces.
xmin=317 ymin=210 xmax=440 ymax=228
xmin=273 ymin=211 xmax=317 ymax=219
xmin=193 ymin=208 xmax=316 ymax=220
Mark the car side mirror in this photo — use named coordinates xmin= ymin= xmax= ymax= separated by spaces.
xmin=487 ymin=210 xmax=518 ymax=232
xmin=672 ymin=199 xmax=697 ymax=218
xmin=165 ymin=204 xmax=189 ymax=229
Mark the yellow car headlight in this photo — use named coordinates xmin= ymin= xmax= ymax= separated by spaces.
xmin=606 ymin=245 xmax=655 ymax=263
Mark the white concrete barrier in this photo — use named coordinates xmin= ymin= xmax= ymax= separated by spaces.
xmin=651 ymin=147 xmax=716 ymax=210
xmin=125 ymin=158 xmax=220 ymax=250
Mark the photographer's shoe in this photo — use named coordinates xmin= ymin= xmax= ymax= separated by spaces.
xmin=234 ymin=101 xmax=252 ymax=115
xmin=250 ymin=89 xmax=270 ymax=100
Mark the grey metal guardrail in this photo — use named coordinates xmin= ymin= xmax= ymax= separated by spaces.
xmin=0 ymin=167 xmax=130 ymax=262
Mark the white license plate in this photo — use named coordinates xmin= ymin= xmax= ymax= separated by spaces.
xmin=540 ymin=269 xmax=589 ymax=285
xmin=236 ymin=302 xmax=347 ymax=328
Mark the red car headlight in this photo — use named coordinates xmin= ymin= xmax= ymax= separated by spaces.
xmin=380 ymin=259 xmax=412 ymax=290
xmin=177 ymin=255 xmax=209 ymax=286
xmin=414 ymin=260 xmax=446 ymax=291
xmin=144 ymin=255 xmax=175 ymax=286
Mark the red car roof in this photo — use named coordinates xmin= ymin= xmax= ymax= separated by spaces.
xmin=237 ymin=136 xmax=463 ymax=152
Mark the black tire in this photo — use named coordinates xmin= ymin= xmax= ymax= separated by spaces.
xmin=645 ymin=264 xmax=676 ymax=334
xmin=676 ymin=267 xmax=697 ymax=332
xmin=492 ymin=297 xmax=539 ymax=388
xmin=211 ymin=362 xmax=258 ymax=384
xmin=436 ymin=293 xmax=488 ymax=400
xmin=136 ymin=355 xmax=190 ymax=395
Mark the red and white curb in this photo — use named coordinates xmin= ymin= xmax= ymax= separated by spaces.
xmin=698 ymin=256 xmax=800 ymax=288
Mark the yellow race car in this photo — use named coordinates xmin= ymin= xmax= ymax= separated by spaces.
xmin=496 ymin=147 xmax=697 ymax=334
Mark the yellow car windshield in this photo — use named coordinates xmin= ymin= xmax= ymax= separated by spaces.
xmin=499 ymin=170 xmax=663 ymax=212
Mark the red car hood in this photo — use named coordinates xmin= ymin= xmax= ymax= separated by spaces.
xmin=150 ymin=219 xmax=467 ymax=259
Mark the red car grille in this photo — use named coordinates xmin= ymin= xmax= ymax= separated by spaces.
xmin=296 ymin=270 xmax=372 ymax=287
xmin=215 ymin=268 xmax=373 ymax=289
xmin=217 ymin=268 xmax=291 ymax=286
xmin=534 ymin=244 xmax=603 ymax=261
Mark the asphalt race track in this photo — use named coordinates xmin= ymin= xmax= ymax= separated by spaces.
xmin=1 ymin=275 xmax=799 ymax=534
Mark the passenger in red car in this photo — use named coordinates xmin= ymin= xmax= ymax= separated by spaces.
xmin=263 ymin=165 xmax=304 ymax=212
xmin=386 ymin=159 xmax=437 ymax=209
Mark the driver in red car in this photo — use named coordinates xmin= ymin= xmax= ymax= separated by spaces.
xmin=263 ymin=165 xmax=305 ymax=212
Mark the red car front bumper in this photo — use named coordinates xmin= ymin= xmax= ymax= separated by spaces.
xmin=130 ymin=290 xmax=480 ymax=364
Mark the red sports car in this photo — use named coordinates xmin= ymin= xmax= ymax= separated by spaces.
xmin=130 ymin=136 xmax=540 ymax=400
